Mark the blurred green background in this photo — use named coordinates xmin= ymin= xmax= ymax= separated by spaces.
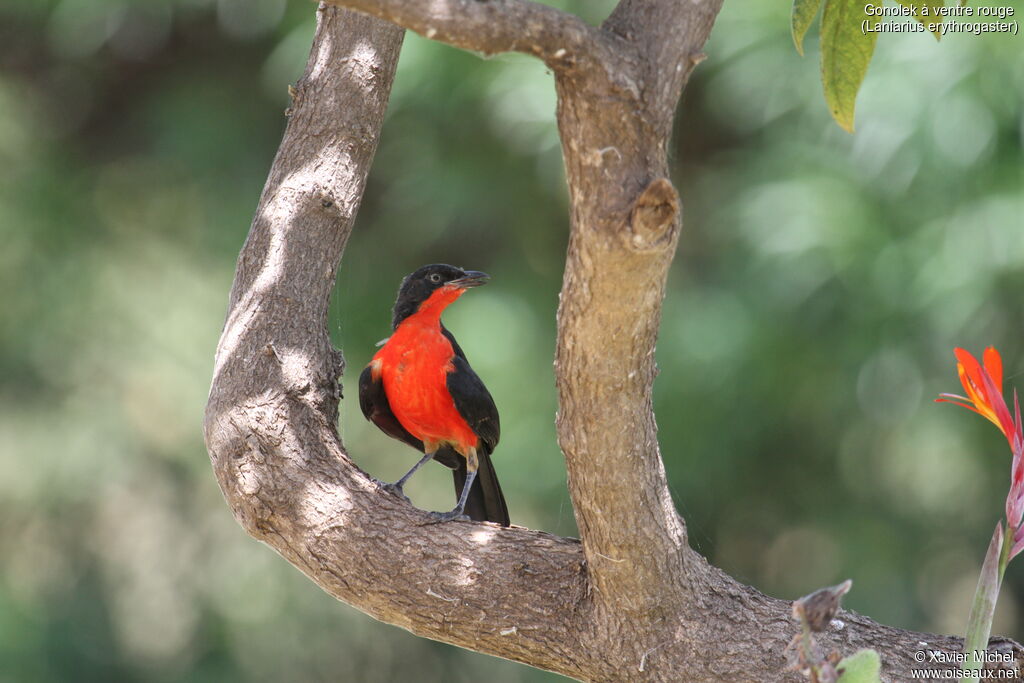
xmin=2 ymin=0 xmax=1023 ymax=680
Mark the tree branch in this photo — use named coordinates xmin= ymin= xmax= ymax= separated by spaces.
xmin=206 ymin=6 xmax=596 ymax=678
xmin=204 ymin=2 xmax=1024 ymax=681
xmin=549 ymin=0 xmax=726 ymax=614
xmin=603 ymin=0 xmax=720 ymax=139
xmin=322 ymin=0 xmax=615 ymax=72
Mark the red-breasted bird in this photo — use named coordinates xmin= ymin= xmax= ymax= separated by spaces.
xmin=358 ymin=264 xmax=509 ymax=526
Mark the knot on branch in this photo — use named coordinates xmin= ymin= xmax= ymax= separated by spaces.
xmin=627 ymin=177 xmax=679 ymax=252
xmin=318 ymin=189 xmax=343 ymax=216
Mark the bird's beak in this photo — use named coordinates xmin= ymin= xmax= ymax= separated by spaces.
xmin=448 ymin=270 xmax=490 ymax=289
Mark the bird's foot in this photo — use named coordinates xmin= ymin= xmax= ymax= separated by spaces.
xmin=375 ymin=479 xmax=410 ymax=502
xmin=420 ymin=509 xmax=470 ymax=525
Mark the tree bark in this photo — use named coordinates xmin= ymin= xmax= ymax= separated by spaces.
xmin=205 ymin=2 xmax=1023 ymax=681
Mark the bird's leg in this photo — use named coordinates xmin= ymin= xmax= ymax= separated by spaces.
xmin=380 ymin=442 xmax=438 ymax=500
xmin=425 ymin=448 xmax=477 ymax=524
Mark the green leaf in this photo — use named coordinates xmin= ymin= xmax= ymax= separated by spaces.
xmin=836 ymin=649 xmax=882 ymax=683
xmin=895 ymin=0 xmax=946 ymax=39
xmin=792 ymin=0 xmax=825 ymax=56
xmin=820 ymin=0 xmax=878 ymax=133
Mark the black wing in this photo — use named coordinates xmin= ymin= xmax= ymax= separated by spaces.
xmin=358 ymin=363 xmax=423 ymax=453
xmin=446 ymin=351 xmax=508 ymax=525
xmin=446 ymin=355 xmax=500 ymax=453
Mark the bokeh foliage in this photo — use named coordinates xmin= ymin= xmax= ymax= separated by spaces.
xmin=1 ymin=0 xmax=1022 ymax=681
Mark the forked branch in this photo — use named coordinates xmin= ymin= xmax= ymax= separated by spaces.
xmin=205 ymin=2 xmax=1022 ymax=681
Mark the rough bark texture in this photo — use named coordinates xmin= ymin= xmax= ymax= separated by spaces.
xmin=205 ymin=2 xmax=1023 ymax=681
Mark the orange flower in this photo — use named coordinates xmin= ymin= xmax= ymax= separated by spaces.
xmin=937 ymin=347 xmax=1024 ymax=558
xmin=937 ymin=347 xmax=1017 ymax=450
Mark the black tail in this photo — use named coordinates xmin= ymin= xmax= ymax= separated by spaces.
xmin=454 ymin=449 xmax=509 ymax=526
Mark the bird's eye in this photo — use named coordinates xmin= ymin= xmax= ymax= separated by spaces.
xmin=429 ymin=273 xmax=442 ymax=283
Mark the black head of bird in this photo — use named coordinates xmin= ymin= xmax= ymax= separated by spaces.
xmin=391 ymin=264 xmax=490 ymax=329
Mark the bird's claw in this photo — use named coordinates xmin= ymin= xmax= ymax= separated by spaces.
xmin=375 ymin=480 xmax=410 ymax=502
xmin=420 ymin=509 xmax=470 ymax=525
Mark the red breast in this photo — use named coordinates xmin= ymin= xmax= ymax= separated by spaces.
xmin=371 ymin=286 xmax=479 ymax=453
